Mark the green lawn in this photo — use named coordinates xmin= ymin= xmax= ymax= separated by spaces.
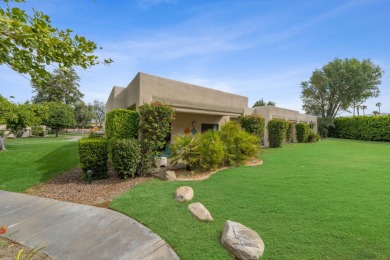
xmin=110 ymin=139 xmax=390 ymax=259
xmin=0 ymin=137 xmax=80 ymax=192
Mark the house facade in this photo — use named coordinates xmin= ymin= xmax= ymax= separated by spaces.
xmin=105 ymin=72 xmax=317 ymax=147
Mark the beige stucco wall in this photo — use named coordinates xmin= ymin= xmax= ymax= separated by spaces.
xmin=247 ymin=106 xmax=318 ymax=146
xmin=171 ymin=112 xmax=230 ymax=140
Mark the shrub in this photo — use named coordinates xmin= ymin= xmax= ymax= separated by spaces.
xmin=219 ymin=121 xmax=259 ymax=166
xmin=286 ymin=122 xmax=294 ymax=143
xmin=318 ymin=117 xmax=334 ymax=138
xmin=267 ymin=119 xmax=289 ymax=148
xmin=79 ymin=138 xmax=108 ymax=179
xmin=105 ymin=109 xmax=139 ymax=140
xmin=308 ymin=132 xmax=321 ymax=143
xmin=170 ymin=135 xmax=203 ymax=171
xmin=111 ymin=139 xmax=141 ymax=179
xmin=31 ymin=126 xmax=44 ymax=136
xmin=138 ymin=102 xmax=175 ymax=176
xmin=239 ymin=115 xmax=265 ymax=142
xmin=198 ymin=130 xmax=225 ymax=170
xmin=331 ymin=115 xmax=390 ymax=141
xmin=296 ymin=123 xmax=310 ymax=143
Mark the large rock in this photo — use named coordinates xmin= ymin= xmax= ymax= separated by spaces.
xmin=161 ymin=171 xmax=176 ymax=181
xmin=221 ymin=220 xmax=264 ymax=260
xmin=175 ymin=186 xmax=194 ymax=202
xmin=188 ymin=202 xmax=213 ymax=221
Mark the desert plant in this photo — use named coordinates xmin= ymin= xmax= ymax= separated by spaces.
xmin=170 ymin=135 xmax=203 ymax=171
xmin=198 ymin=130 xmax=225 ymax=170
xmin=267 ymin=119 xmax=289 ymax=148
xmin=219 ymin=121 xmax=259 ymax=166
xmin=79 ymin=138 xmax=108 ymax=179
xmin=111 ymin=139 xmax=141 ymax=179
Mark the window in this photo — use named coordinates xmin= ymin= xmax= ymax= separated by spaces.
xmin=201 ymin=124 xmax=218 ymax=133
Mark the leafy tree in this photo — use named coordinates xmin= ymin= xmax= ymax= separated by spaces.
xmin=301 ymin=58 xmax=383 ymax=118
xmin=252 ymin=99 xmax=276 ymax=107
xmin=376 ymin=102 xmax=382 ymax=115
xmin=92 ymin=100 xmax=105 ymax=128
xmin=31 ymin=68 xmax=83 ymax=105
xmin=43 ymin=102 xmax=76 ymax=137
xmin=0 ymin=0 xmax=112 ymax=80
xmin=372 ymin=111 xmax=379 ymax=116
xmin=0 ymin=95 xmax=47 ymax=150
xmin=74 ymin=101 xmax=95 ymax=133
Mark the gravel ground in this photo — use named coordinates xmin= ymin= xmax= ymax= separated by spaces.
xmin=25 ymin=168 xmax=151 ymax=208
xmin=0 ymin=237 xmax=50 ymax=260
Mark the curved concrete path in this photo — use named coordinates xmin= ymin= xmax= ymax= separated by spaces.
xmin=0 ymin=191 xmax=179 ymax=260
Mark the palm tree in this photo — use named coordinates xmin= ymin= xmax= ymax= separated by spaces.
xmin=376 ymin=102 xmax=382 ymax=115
xmin=361 ymin=105 xmax=367 ymax=116
xmin=356 ymin=105 xmax=360 ymax=116
xmin=372 ymin=111 xmax=379 ymax=116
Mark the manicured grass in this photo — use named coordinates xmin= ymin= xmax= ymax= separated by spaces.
xmin=0 ymin=137 xmax=80 ymax=192
xmin=110 ymin=139 xmax=390 ymax=259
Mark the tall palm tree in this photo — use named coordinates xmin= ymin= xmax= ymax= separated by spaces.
xmin=361 ymin=105 xmax=367 ymax=116
xmin=376 ymin=102 xmax=382 ymax=115
xmin=356 ymin=105 xmax=360 ymax=116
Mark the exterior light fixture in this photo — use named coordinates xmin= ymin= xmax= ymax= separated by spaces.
xmin=192 ymin=121 xmax=196 ymax=127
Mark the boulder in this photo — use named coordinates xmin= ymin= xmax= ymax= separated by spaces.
xmin=175 ymin=186 xmax=194 ymax=202
xmin=161 ymin=171 xmax=176 ymax=181
xmin=188 ymin=202 xmax=213 ymax=221
xmin=221 ymin=220 xmax=264 ymax=260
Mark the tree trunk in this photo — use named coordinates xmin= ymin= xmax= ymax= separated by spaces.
xmin=0 ymin=136 xmax=6 ymax=151
xmin=55 ymin=127 xmax=59 ymax=137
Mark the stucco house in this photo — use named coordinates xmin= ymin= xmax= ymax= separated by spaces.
xmin=105 ymin=72 xmax=317 ymax=147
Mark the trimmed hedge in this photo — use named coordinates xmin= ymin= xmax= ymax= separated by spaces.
xmin=105 ymin=109 xmax=139 ymax=140
xmin=239 ymin=115 xmax=265 ymax=141
xmin=296 ymin=123 xmax=310 ymax=143
xmin=111 ymin=139 xmax=141 ymax=179
xmin=79 ymin=138 xmax=108 ymax=179
xmin=330 ymin=115 xmax=390 ymax=141
xmin=286 ymin=122 xmax=294 ymax=143
xmin=267 ymin=119 xmax=289 ymax=148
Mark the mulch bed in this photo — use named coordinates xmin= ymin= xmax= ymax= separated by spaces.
xmin=25 ymin=168 xmax=151 ymax=208
xmin=0 ymin=236 xmax=50 ymax=260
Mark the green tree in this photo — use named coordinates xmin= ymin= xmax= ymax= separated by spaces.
xmin=252 ymin=99 xmax=276 ymax=107
xmin=92 ymin=100 xmax=105 ymax=128
xmin=0 ymin=95 xmax=47 ymax=150
xmin=43 ymin=102 xmax=76 ymax=137
xmin=31 ymin=68 xmax=83 ymax=105
xmin=301 ymin=58 xmax=383 ymax=118
xmin=267 ymin=101 xmax=276 ymax=106
xmin=0 ymin=0 xmax=112 ymax=80
xmin=361 ymin=105 xmax=367 ymax=116
xmin=74 ymin=101 xmax=95 ymax=133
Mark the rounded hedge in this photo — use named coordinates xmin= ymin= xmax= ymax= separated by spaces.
xmin=111 ymin=139 xmax=141 ymax=179
xmin=105 ymin=109 xmax=139 ymax=140
xmin=79 ymin=138 xmax=108 ymax=180
xmin=267 ymin=119 xmax=289 ymax=148
xmin=239 ymin=115 xmax=265 ymax=141
xmin=296 ymin=123 xmax=310 ymax=143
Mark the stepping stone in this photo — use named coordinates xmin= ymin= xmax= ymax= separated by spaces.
xmin=221 ymin=220 xmax=264 ymax=260
xmin=188 ymin=202 xmax=213 ymax=221
xmin=175 ymin=186 xmax=193 ymax=202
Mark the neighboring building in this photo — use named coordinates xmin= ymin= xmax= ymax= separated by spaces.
xmin=105 ymin=72 xmax=317 ymax=147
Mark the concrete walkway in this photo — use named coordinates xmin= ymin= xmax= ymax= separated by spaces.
xmin=0 ymin=191 xmax=179 ymax=260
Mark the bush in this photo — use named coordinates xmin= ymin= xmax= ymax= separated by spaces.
xmin=286 ymin=122 xmax=294 ymax=143
xmin=170 ymin=135 xmax=203 ymax=171
xmin=308 ymin=132 xmax=321 ymax=143
xmin=79 ymin=138 xmax=108 ymax=180
xmin=267 ymin=119 xmax=289 ymax=148
xmin=105 ymin=109 xmax=139 ymax=140
xmin=318 ymin=117 xmax=334 ymax=138
xmin=331 ymin=115 xmax=390 ymax=141
xmin=31 ymin=126 xmax=44 ymax=136
xmin=138 ymin=102 xmax=175 ymax=176
xmin=239 ymin=115 xmax=265 ymax=142
xmin=199 ymin=130 xmax=225 ymax=170
xmin=219 ymin=121 xmax=259 ymax=166
xmin=296 ymin=123 xmax=310 ymax=143
xmin=111 ymin=139 xmax=141 ymax=179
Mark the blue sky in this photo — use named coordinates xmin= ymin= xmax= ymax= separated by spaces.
xmin=1 ymin=0 xmax=389 ymax=114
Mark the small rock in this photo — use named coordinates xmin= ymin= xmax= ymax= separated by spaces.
xmin=161 ymin=171 xmax=176 ymax=181
xmin=188 ymin=202 xmax=213 ymax=221
xmin=175 ymin=186 xmax=194 ymax=202
xmin=221 ymin=220 xmax=264 ymax=260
